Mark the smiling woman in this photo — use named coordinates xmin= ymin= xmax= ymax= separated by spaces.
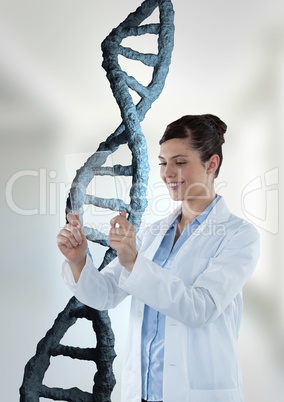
xmin=158 ymin=114 xmax=226 ymax=225
xmin=58 ymin=114 xmax=260 ymax=402
xmin=159 ymin=114 xmax=226 ymax=177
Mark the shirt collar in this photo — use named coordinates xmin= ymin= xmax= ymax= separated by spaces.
xmin=196 ymin=194 xmax=221 ymax=224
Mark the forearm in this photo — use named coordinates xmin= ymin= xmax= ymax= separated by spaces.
xmin=120 ymin=252 xmax=217 ymax=327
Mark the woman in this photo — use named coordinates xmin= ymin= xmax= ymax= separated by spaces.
xmin=57 ymin=114 xmax=260 ymax=402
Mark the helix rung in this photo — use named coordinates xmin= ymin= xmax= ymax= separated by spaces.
xmin=39 ymin=385 xmax=93 ymax=402
xmin=84 ymin=195 xmax=129 ymax=212
xmin=51 ymin=345 xmax=97 ymax=361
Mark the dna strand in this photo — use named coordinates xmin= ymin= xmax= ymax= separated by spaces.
xmin=20 ymin=1 xmax=174 ymax=401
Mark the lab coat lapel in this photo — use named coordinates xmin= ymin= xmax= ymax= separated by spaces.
xmin=143 ymin=206 xmax=182 ymax=260
xmin=143 ymin=198 xmax=229 ymax=260
xmin=191 ymin=196 xmax=230 ymax=238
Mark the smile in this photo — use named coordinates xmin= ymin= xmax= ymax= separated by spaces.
xmin=168 ymin=182 xmax=183 ymax=188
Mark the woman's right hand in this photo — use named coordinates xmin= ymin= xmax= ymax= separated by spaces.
xmin=56 ymin=212 xmax=88 ymax=281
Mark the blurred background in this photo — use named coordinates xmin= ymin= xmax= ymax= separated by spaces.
xmin=1 ymin=0 xmax=283 ymax=401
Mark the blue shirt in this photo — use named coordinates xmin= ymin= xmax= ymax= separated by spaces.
xmin=141 ymin=196 xmax=220 ymax=401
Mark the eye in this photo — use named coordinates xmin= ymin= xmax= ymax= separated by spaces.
xmin=176 ymin=161 xmax=186 ymax=165
xmin=159 ymin=162 xmax=166 ymax=166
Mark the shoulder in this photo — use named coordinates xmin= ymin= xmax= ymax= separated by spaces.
xmin=204 ymin=198 xmax=260 ymax=260
xmin=225 ymin=207 xmax=260 ymax=242
xmin=233 ymin=216 xmax=260 ymax=254
xmin=219 ymin=211 xmax=260 ymax=263
xmin=213 ymin=196 xmax=259 ymax=238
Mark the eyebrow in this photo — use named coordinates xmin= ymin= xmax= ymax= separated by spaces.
xmin=158 ymin=154 xmax=189 ymax=160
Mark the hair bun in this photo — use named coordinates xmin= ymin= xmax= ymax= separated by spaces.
xmin=204 ymin=114 xmax=227 ymax=141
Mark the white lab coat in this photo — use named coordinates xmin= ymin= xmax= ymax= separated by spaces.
xmin=62 ymin=197 xmax=260 ymax=402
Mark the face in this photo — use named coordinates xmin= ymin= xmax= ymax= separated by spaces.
xmin=159 ymin=138 xmax=216 ymax=203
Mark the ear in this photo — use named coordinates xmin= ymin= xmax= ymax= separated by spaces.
xmin=207 ymin=154 xmax=220 ymax=175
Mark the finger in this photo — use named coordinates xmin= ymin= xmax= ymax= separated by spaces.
xmin=109 ymin=225 xmax=131 ymax=238
xmin=59 ymin=228 xmax=80 ymax=248
xmin=67 ymin=212 xmax=85 ymax=238
xmin=67 ymin=212 xmax=81 ymax=227
xmin=110 ymin=215 xmax=121 ymax=228
xmin=115 ymin=210 xmax=128 ymax=228
xmin=108 ymin=231 xmax=125 ymax=246
xmin=67 ymin=220 xmax=84 ymax=243
xmin=57 ymin=233 xmax=76 ymax=249
xmin=110 ymin=211 xmax=129 ymax=229
xmin=71 ymin=226 xmax=83 ymax=244
xmin=120 ymin=210 xmax=127 ymax=218
xmin=108 ymin=229 xmax=121 ymax=242
xmin=109 ymin=228 xmax=135 ymax=247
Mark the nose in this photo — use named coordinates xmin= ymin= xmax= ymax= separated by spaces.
xmin=164 ymin=163 xmax=176 ymax=178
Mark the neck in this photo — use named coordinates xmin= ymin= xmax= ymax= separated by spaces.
xmin=181 ymin=191 xmax=216 ymax=224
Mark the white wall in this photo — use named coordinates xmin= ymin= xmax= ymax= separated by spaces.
xmin=1 ymin=1 xmax=283 ymax=401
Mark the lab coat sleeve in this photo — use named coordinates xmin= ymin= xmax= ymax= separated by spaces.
xmin=120 ymin=221 xmax=260 ymax=327
xmin=61 ymin=229 xmax=145 ymax=310
xmin=62 ymin=254 xmax=132 ymax=310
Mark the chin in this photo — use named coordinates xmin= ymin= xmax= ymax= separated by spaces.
xmin=169 ymin=191 xmax=183 ymax=201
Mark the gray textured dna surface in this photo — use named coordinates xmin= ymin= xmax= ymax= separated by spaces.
xmin=20 ymin=1 xmax=175 ymax=400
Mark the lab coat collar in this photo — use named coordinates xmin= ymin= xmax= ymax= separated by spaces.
xmin=163 ymin=195 xmax=230 ymax=229
xmin=141 ymin=197 xmax=230 ymax=262
xmin=206 ymin=195 xmax=231 ymax=224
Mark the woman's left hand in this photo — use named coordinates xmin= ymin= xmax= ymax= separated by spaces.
xmin=108 ymin=211 xmax=137 ymax=271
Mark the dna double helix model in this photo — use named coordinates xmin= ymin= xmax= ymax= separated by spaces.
xmin=20 ymin=1 xmax=174 ymax=400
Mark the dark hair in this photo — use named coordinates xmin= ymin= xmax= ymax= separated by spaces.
xmin=159 ymin=114 xmax=227 ymax=177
